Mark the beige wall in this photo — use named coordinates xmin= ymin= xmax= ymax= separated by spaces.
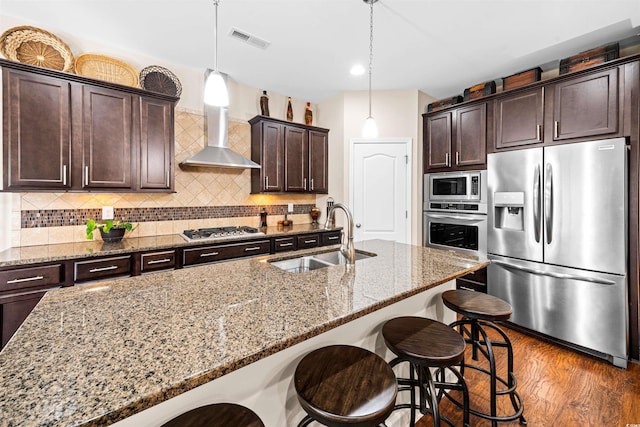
xmin=317 ymin=89 xmax=434 ymax=245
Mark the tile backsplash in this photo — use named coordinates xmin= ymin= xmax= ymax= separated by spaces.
xmin=11 ymin=109 xmax=318 ymax=247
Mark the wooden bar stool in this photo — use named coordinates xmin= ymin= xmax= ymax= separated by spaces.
xmin=294 ymin=344 xmax=397 ymax=427
xmin=160 ymin=402 xmax=264 ymax=427
xmin=441 ymin=289 xmax=526 ymax=426
xmin=382 ymin=316 xmax=470 ymax=427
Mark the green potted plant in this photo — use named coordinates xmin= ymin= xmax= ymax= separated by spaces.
xmin=85 ymin=219 xmax=137 ymax=243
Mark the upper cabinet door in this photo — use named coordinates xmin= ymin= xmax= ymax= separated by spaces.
xmin=140 ymin=97 xmax=173 ymax=190
xmin=4 ymin=70 xmax=71 ymax=190
xmin=283 ymin=126 xmax=308 ymax=192
xmin=455 ymin=103 xmax=487 ymax=167
xmin=552 ymin=68 xmax=618 ymax=141
xmin=308 ymin=130 xmax=329 ymax=193
xmin=424 ymin=111 xmax=452 ymax=171
xmin=81 ymin=85 xmax=133 ymax=189
xmin=495 ymin=88 xmax=544 ymax=149
xmin=260 ymin=121 xmax=284 ymax=192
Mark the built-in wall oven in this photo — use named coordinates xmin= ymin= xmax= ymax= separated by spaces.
xmin=423 ymin=171 xmax=487 ymax=256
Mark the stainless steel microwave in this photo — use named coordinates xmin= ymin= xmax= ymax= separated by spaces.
xmin=425 ymin=170 xmax=486 ymax=204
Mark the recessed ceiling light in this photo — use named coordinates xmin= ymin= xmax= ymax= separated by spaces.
xmin=350 ymin=64 xmax=365 ymax=76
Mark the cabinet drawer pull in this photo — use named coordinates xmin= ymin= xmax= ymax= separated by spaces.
xmin=536 ymin=124 xmax=542 ymax=142
xmin=7 ymin=275 xmax=44 ymax=284
xmin=89 ymin=265 xmax=118 ymax=273
xmin=455 ymin=151 xmax=459 ymax=165
xmin=265 ymin=176 xmax=269 ymax=188
xmin=327 ymin=236 xmax=340 ymax=240
xmin=200 ymin=252 xmax=220 ymax=257
xmin=303 ymin=178 xmax=307 ymax=190
xmin=244 ymin=246 xmax=263 ymax=252
xmin=310 ymin=179 xmax=314 ymax=191
xmin=85 ymin=166 xmax=89 ymax=186
xmin=147 ymin=258 xmax=171 ymax=265
xmin=279 ymin=242 xmax=293 ymax=247
xmin=63 ymin=165 xmax=67 ymax=186
xmin=166 ymin=171 xmax=170 ymax=188
xmin=304 ymin=239 xmax=317 ymax=244
xmin=554 ymin=121 xmax=559 ymax=139
xmin=445 ymin=152 xmax=449 ymax=167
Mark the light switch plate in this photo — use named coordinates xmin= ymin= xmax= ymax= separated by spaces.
xmin=102 ymin=206 xmax=114 ymax=220
xmin=288 ymin=203 xmax=294 ymax=213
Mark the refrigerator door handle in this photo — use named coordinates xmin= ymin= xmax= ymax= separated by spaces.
xmin=544 ymin=163 xmax=553 ymax=244
xmin=491 ymin=260 xmax=616 ymax=285
xmin=533 ymin=164 xmax=541 ymax=243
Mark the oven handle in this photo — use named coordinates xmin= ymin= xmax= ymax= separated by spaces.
xmin=426 ymin=213 xmax=487 ymax=222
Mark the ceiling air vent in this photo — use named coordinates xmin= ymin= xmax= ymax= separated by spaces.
xmin=229 ymin=27 xmax=270 ymax=50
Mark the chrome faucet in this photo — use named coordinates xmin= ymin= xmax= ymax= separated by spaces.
xmin=324 ymin=203 xmax=356 ymax=266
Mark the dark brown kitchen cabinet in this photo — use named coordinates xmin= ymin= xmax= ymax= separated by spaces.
xmin=80 ymin=85 xmax=133 ymax=189
xmin=74 ymin=255 xmax=132 ymax=283
xmin=549 ymin=68 xmax=618 ymax=141
xmin=1 ymin=58 xmax=178 ymax=193
xmin=139 ymin=97 xmax=174 ymax=190
xmin=423 ymin=103 xmax=487 ymax=172
xmin=2 ymin=69 xmax=72 ymax=190
xmin=251 ymin=119 xmax=284 ymax=192
xmin=495 ymin=88 xmax=544 ymax=149
xmin=296 ymin=233 xmax=320 ymax=250
xmin=284 ymin=126 xmax=307 ymax=192
xmin=183 ymin=240 xmax=271 ymax=266
xmin=308 ymin=130 xmax=329 ymax=193
xmin=0 ymin=263 xmax=66 ymax=349
xmin=321 ymin=230 xmax=342 ymax=246
xmin=250 ymin=115 xmax=329 ymax=194
xmin=456 ymin=266 xmax=487 ymax=293
xmin=139 ymin=250 xmax=176 ymax=273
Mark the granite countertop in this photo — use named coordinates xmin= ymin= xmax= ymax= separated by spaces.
xmin=0 ymin=239 xmax=488 ymax=426
xmin=0 ymin=224 xmax=338 ymax=267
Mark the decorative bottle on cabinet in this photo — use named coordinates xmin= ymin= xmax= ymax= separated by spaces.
xmin=304 ymin=102 xmax=313 ymax=125
xmin=286 ymin=97 xmax=293 ymax=121
xmin=260 ymin=90 xmax=270 ymax=116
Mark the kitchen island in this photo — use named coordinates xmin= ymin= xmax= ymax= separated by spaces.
xmin=0 ymin=240 xmax=488 ymax=426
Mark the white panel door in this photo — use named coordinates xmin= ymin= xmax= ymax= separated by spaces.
xmin=352 ymin=141 xmax=409 ymax=243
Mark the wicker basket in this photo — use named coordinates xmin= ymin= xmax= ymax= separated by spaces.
xmin=0 ymin=25 xmax=75 ymax=72
xmin=139 ymin=65 xmax=182 ymax=97
xmin=75 ymin=53 xmax=139 ymax=87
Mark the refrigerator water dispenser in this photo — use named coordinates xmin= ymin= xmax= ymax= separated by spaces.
xmin=494 ymin=192 xmax=525 ymax=231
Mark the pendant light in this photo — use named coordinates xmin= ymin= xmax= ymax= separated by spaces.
xmin=204 ymin=0 xmax=229 ymax=106
xmin=362 ymin=0 xmax=378 ymax=138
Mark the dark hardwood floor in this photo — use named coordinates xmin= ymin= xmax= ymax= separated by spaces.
xmin=414 ymin=325 xmax=640 ymax=426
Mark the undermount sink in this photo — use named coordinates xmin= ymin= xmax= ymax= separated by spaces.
xmin=269 ymin=250 xmax=376 ymax=273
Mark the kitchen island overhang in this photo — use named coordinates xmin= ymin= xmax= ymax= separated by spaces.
xmin=0 ymin=239 xmax=488 ymax=426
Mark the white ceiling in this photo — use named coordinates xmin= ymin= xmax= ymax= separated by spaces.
xmin=1 ymin=0 xmax=639 ymax=103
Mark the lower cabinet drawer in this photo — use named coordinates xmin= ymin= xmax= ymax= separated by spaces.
xmin=74 ymin=256 xmax=132 ymax=283
xmin=456 ymin=277 xmax=487 ymax=293
xmin=183 ymin=240 xmax=271 ymax=266
xmin=321 ymin=231 xmax=342 ymax=246
xmin=296 ymin=234 xmax=320 ymax=250
xmin=274 ymin=237 xmax=295 ymax=253
xmin=140 ymin=250 xmax=176 ymax=273
xmin=0 ymin=264 xmax=63 ymax=294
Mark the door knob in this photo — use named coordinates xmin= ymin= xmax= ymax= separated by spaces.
xmin=355 ymin=223 xmax=361 ymax=228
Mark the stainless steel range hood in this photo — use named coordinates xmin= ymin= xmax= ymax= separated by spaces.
xmin=179 ymin=71 xmax=260 ymax=169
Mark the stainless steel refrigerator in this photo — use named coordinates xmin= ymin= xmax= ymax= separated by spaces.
xmin=487 ymin=137 xmax=628 ymax=368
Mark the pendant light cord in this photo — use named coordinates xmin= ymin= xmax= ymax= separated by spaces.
xmin=368 ymin=0 xmax=374 ymax=118
xmin=213 ymin=0 xmax=219 ymax=71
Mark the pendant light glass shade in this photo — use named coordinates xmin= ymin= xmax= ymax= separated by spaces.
xmin=204 ymin=71 xmax=229 ymax=106
xmin=362 ymin=0 xmax=378 ymax=138
xmin=363 ymin=116 xmax=378 ymax=138
xmin=204 ymin=0 xmax=229 ymax=107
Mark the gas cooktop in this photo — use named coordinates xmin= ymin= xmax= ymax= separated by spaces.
xmin=180 ymin=226 xmax=264 ymax=242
